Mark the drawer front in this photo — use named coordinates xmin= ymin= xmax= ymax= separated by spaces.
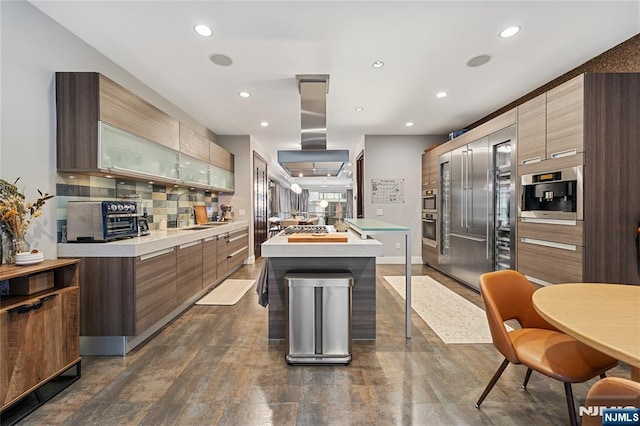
xmin=228 ymin=232 xmax=248 ymax=254
xmin=517 ymin=238 xmax=583 ymax=284
xmin=422 ymin=245 xmax=438 ymax=266
xmin=517 ymin=219 xmax=584 ymax=246
xmin=227 ymin=246 xmax=248 ymax=271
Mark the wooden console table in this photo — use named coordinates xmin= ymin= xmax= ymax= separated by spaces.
xmin=0 ymin=259 xmax=82 ymax=421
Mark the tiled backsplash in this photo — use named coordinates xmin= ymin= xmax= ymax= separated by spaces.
xmin=56 ymin=174 xmax=218 ymax=242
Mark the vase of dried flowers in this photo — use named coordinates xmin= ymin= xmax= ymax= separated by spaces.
xmin=0 ymin=178 xmax=53 ymax=264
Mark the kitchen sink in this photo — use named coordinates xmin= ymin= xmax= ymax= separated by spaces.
xmin=181 ymin=226 xmax=211 ymax=230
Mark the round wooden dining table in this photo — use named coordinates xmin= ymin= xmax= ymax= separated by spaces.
xmin=532 ymin=283 xmax=640 ymax=381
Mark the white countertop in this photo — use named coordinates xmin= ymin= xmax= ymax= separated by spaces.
xmin=261 ymin=229 xmax=383 ymax=258
xmin=58 ymin=221 xmax=248 ymax=258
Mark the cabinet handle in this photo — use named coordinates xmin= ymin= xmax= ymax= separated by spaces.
xmin=550 ymin=148 xmax=577 ymax=159
xmin=10 ymin=304 xmax=33 ymax=314
xmin=521 ymin=237 xmax=577 ymax=251
xmin=520 ymin=156 xmax=541 ymax=165
xmin=140 ymin=247 xmax=174 ymax=261
xmin=8 ymin=294 xmax=54 ymax=314
xmin=179 ymin=240 xmax=202 ymax=249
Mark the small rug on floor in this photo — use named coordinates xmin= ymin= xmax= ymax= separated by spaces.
xmin=196 ymin=279 xmax=256 ymax=306
xmin=383 ymin=275 xmax=511 ymax=344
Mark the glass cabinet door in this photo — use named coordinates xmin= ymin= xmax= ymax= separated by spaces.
xmin=209 ymin=165 xmax=234 ymax=192
xmin=100 ymin=122 xmax=179 ymax=182
xmin=179 ymin=153 xmax=210 ymax=187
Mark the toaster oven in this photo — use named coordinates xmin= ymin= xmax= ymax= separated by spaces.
xmin=66 ymin=201 xmax=140 ymax=242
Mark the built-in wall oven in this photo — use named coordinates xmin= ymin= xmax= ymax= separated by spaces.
xmin=422 ymin=189 xmax=437 ymax=212
xmin=422 ymin=212 xmax=437 ymax=247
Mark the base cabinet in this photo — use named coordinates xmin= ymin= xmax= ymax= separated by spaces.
xmin=422 ymin=244 xmax=438 ymax=266
xmin=0 ymin=260 xmax=81 ymax=413
xmin=202 ymin=236 xmax=218 ymax=288
xmin=135 ymin=249 xmax=177 ymax=334
xmin=227 ymin=228 xmax=249 ymax=272
xmin=176 ymin=240 xmax=203 ymax=305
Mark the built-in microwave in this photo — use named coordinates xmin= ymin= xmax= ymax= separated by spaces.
xmin=422 ymin=189 xmax=437 ymax=212
xmin=520 ymin=165 xmax=583 ymax=220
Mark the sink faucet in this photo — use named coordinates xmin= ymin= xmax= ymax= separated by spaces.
xmin=176 ymin=192 xmax=192 ymax=228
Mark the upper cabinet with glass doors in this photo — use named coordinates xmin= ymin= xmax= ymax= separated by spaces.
xmin=56 ymin=72 xmax=234 ymax=192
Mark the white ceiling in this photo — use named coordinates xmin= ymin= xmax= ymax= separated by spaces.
xmin=30 ymin=1 xmax=639 ymax=186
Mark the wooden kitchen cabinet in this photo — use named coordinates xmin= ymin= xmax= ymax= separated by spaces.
xmin=56 ymin=72 xmax=235 ymax=192
xmin=202 ymin=236 xmax=218 ymax=288
xmin=135 ymin=248 xmax=177 ymax=334
xmin=176 ymin=240 xmax=203 ymax=305
xmin=227 ymin=228 xmax=249 ymax=272
xmin=56 ymin=72 xmax=179 ymax=173
xmin=422 ymin=245 xmax=438 ymax=266
xmin=517 ymin=238 xmax=583 ymax=284
xmin=517 ymin=93 xmax=546 ymax=165
xmin=546 ymin=74 xmax=584 ymax=158
xmin=517 ymin=75 xmax=584 ymax=166
xmin=422 ymin=148 xmax=440 ymax=188
xmin=514 ymin=73 xmax=640 ymax=285
xmin=179 ymin=123 xmax=210 ymax=163
xmin=421 ymin=152 xmax=429 ymax=187
xmin=216 ymin=232 xmax=230 ymax=279
xmin=428 ymin=148 xmax=439 ymax=185
xmin=0 ymin=260 xmax=81 ymax=413
xmin=99 ymin=75 xmax=179 ymax=150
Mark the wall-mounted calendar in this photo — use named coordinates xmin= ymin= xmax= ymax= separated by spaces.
xmin=371 ymin=178 xmax=404 ymax=203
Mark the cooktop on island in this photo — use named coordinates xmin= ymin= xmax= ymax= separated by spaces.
xmin=283 ymin=225 xmax=328 ymax=234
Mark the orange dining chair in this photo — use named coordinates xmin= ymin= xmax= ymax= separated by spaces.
xmin=581 ymin=377 xmax=640 ymax=426
xmin=475 ymin=270 xmax=618 ymax=426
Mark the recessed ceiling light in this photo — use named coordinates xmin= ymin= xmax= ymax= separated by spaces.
xmin=260 ymin=121 xmax=269 ymax=127
xmin=405 ymin=122 xmax=414 ymax=127
xmin=194 ymin=24 xmax=213 ymax=37
xmin=436 ymin=91 xmax=448 ymax=98
xmin=499 ymin=26 xmax=520 ymax=38
xmin=68 ymin=175 xmax=75 ymax=179
xmin=209 ymin=54 xmax=233 ymax=66
xmin=148 ymin=181 xmax=154 ymax=184
xmin=467 ymin=54 xmax=492 ymax=67
xmin=104 ymin=175 xmax=113 ymax=179
xmin=372 ymin=61 xmax=384 ymax=69
xmin=355 ymin=107 xmax=364 ymax=112
xmin=239 ymin=91 xmax=250 ymax=98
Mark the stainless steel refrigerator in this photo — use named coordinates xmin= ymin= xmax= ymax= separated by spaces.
xmin=438 ymin=125 xmax=516 ymax=289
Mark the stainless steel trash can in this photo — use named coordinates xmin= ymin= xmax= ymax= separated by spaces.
xmin=285 ymin=273 xmax=354 ymax=365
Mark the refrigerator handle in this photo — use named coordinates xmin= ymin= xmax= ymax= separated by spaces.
xmin=486 ymin=168 xmax=492 ymax=261
xmin=460 ymin=150 xmax=466 ymax=228
xmin=466 ymin=148 xmax=472 ymax=228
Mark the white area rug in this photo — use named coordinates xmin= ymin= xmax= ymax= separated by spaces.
xmin=196 ymin=279 xmax=256 ymax=306
xmin=383 ymin=275 xmax=511 ymax=344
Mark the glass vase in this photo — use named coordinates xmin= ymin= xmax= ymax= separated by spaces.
xmin=6 ymin=235 xmax=30 ymax=264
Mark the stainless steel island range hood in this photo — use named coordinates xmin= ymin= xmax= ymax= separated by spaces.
xmin=278 ymin=74 xmax=349 ymax=177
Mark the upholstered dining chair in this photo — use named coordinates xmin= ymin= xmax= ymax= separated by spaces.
xmin=581 ymin=377 xmax=640 ymax=426
xmin=475 ymin=270 xmax=618 ymax=426
xmin=280 ymin=219 xmax=299 ymax=228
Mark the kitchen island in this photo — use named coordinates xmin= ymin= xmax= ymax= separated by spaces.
xmin=261 ymin=228 xmax=383 ymax=339
xmin=58 ymin=221 xmax=249 ymax=355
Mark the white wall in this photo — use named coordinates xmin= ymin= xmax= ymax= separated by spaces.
xmin=0 ymin=1 xmax=221 ymax=258
xmin=363 ymin=135 xmax=444 ymax=263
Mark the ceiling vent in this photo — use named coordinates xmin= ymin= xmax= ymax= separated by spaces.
xmin=278 ymin=74 xmax=349 ymax=178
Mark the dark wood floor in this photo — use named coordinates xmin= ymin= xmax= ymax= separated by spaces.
xmin=14 ymin=260 xmax=630 ymax=425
